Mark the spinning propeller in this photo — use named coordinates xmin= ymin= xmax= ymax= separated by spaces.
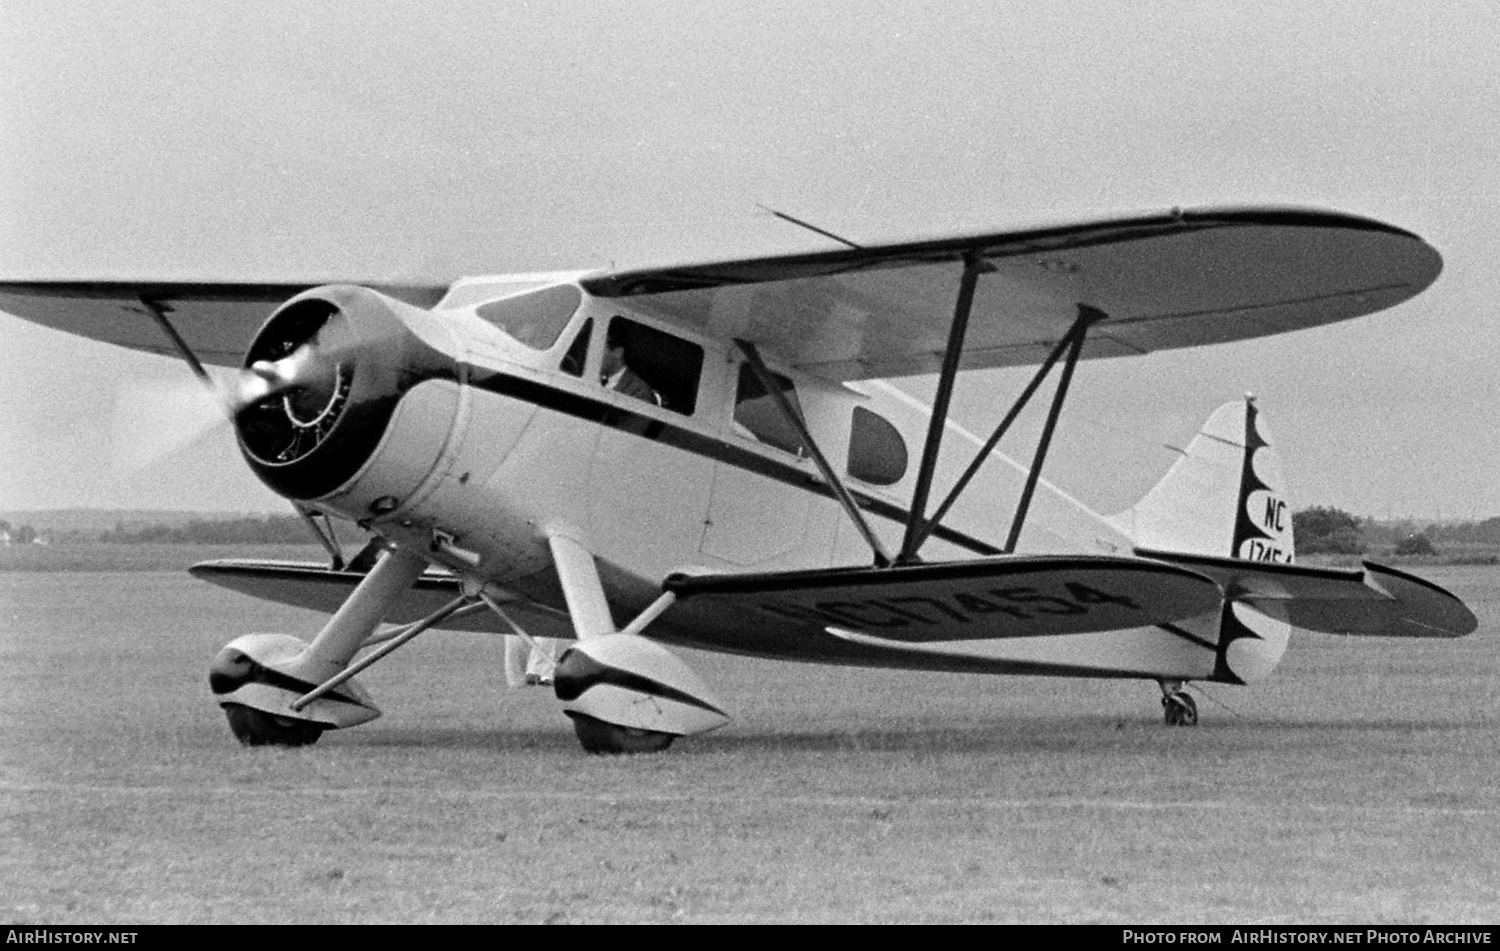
xmin=126 ymin=285 xmax=453 ymax=500
xmin=114 ymin=307 xmax=360 ymax=474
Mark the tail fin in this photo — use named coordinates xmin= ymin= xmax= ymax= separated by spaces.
xmin=1111 ymin=397 xmax=1294 ymax=562
xmin=1112 ymin=397 xmax=1295 ymax=684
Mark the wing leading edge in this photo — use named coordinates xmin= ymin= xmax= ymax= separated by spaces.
xmin=0 ymin=281 xmax=449 ymax=367
xmin=583 ymin=206 xmax=1442 ymax=381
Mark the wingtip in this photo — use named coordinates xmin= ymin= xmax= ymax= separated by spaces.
xmin=1363 ymin=561 xmax=1480 ymax=637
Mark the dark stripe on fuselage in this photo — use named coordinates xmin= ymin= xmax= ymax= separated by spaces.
xmin=461 ymin=364 xmax=1004 ymax=557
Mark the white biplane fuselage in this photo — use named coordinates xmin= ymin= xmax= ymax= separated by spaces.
xmin=268 ymin=277 xmax=1234 ymax=682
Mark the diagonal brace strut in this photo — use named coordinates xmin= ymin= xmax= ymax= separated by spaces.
xmin=1002 ymin=306 xmax=1103 ymax=552
xmin=908 ymin=305 xmax=1105 ymax=557
xmin=736 ymin=339 xmax=893 ymax=567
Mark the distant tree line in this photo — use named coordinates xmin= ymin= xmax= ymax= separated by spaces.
xmin=100 ymin=515 xmax=312 ymax=545
xmin=1293 ymin=507 xmax=1500 ymax=558
xmin=1415 ymin=516 xmax=1500 ymax=545
xmin=1293 ymin=506 xmax=1366 ymax=554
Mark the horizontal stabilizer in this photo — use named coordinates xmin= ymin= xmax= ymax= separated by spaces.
xmin=1136 ymin=549 xmax=1477 ymax=637
xmin=664 ymin=555 xmax=1223 ymax=641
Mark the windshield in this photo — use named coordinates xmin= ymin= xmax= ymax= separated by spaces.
xmin=474 ymin=284 xmax=583 ymax=351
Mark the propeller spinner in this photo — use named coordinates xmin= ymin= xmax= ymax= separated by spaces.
xmin=235 ymin=299 xmax=356 ymax=466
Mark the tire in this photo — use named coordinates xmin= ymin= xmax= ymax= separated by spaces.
xmin=1162 ymin=692 xmax=1199 ymax=727
xmin=224 ymin=703 xmax=325 ymax=747
xmin=570 ymin=713 xmax=675 ymax=755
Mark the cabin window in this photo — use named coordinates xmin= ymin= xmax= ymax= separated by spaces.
xmin=733 ymin=364 xmax=807 ymax=456
xmin=559 ymin=318 xmax=592 ymax=377
xmin=600 ymin=317 xmax=703 ymax=414
xmin=847 ymin=406 xmax=907 ymax=485
xmin=475 ymin=284 xmax=582 ymax=351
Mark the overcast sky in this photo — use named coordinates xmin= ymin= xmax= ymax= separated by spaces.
xmin=2 ymin=0 xmax=1496 ymax=519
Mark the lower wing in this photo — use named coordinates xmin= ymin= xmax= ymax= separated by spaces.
xmin=189 ymin=559 xmax=576 ymax=638
xmin=662 ymin=554 xmax=1225 ymax=642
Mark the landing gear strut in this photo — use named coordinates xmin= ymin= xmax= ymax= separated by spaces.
xmin=209 ymin=547 xmax=429 ymax=746
xmin=1159 ymin=680 xmax=1199 ymax=727
xmin=544 ymin=531 xmax=729 ymax=754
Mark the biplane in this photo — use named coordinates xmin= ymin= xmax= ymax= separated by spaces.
xmin=0 ymin=205 xmax=1476 ymax=753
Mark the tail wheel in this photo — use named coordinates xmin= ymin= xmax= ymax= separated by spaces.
xmin=569 ymin=713 xmax=674 ymax=755
xmin=1162 ymin=691 xmax=1199 ymax=727
xmin=224 ymin=703 xmax=325 ymax=747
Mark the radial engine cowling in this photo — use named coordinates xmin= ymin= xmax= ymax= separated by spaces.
xmin=234 ymin=285 xmax=460 ymax=508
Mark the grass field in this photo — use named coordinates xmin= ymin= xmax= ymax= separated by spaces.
xmin=2 ymin=554 xmax=1498 ymax=924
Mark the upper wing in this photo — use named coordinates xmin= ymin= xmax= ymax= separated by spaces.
xmin=2 ymin=207 xmax=1439 ymax=378
xmin=1136 ymin=549 xmax=1478 ymax=637
xmin=0 ymin=280 xmax=449 ymax=366
xmin=583 ymin=206 xmax=1442 ymax=381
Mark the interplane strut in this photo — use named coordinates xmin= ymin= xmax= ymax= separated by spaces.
xmin=893 ymin=267 xmax=1104 ymax=561
xmin=899 ymin=253 xmax=989 ymax=563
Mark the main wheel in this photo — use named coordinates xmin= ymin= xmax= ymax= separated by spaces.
xmin=224 ymin=703 xmax=325 ymax=747
xmin=569 ymin=713 xmax=675 ymax=755
xmin=1162 ymin=691 xmax=1199 ymax=727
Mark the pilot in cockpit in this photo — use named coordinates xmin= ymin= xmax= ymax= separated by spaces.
xmin=600 ymin=324 xmax=663 ymax=407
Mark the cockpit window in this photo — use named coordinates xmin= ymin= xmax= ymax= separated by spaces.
xmin=733 ymin=364 xmax=807 ymax=456
xmin=601 ymin=317 xmax=703 ymax=415
xmin=475 ymin=284 xmax=582 ymax=351
xmin=847 ymin=406 xmax=907 ymax=485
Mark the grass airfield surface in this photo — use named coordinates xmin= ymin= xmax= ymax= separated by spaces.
xmin=2 ymin=549 xmax=1498 ymax=924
